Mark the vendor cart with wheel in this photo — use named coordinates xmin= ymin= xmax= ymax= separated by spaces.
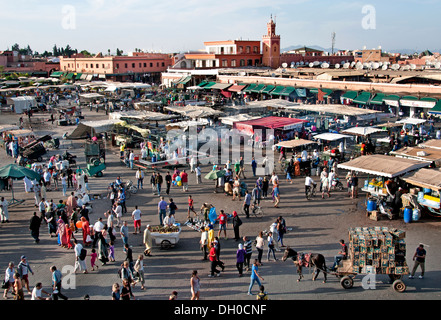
xmin=150 ymin=225 xmax=181 ymax=250
xmin=332 ymin=226 xmax=408 ymax=293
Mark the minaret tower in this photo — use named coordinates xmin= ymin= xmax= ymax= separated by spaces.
xmin=262 ymin=15 xmax=280 ymax=69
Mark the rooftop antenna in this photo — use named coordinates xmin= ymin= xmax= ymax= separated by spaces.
xmin=331 ymin=32 xmax=336 ymax=55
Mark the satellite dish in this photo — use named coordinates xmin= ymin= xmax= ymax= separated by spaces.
xmin=435 ymin=62 xmax=441 ymax=69
xmin=335 ymin=63 xmax=340 ymax=69
xmin=290 ymin=63 xmax=295 ymax=68
xmin=410 ymin=64 xmax=416 ymax=70
xmin=372 ymin=62 xmax=380 ymax=69
xmin=351 ymin=61 xmax=356 ymax=67
xmin=282 ymin=62 xmax=288 ymax=68
xmin=382 ymin=64 xmax=388 ymax=70
xmin=343 ymin=63 xmax=350 ymax=69
xmin=356 ymin=63 xmax=364 ymax=70
xmin=309 ymin=62 xmax=314 ymax=68
xmin=313 ymin=61 xmax=320 ymax=66
xmin=321 ymin=63 xmax=330 ymax=69
xmin=391 ymin=64 xmax=400 ymax=71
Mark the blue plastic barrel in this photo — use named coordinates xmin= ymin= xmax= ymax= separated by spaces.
xmin=412 ymin=209 xmax=421 ymax=221
xmin=423 ymin=188 xmax=431 ymax=194
xmin=367 ymin=199 xmax=377 ymax=212
xmin=404 ymin=207 xmax=412 ymax=223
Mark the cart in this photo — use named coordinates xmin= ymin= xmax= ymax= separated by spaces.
xmin=150 ymin=226 xmax=181 ymax=249
xmin=332 ymin=226 xmax=408 ymax=293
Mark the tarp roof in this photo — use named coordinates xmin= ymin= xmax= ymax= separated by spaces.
xmin=337 ymin=154 xmax=430 ymax=178
xmin=234 ymin=116 xmax=307 ymax=131
xmin=391 ymin=146 xmax=441 ymax=164
xmin=313 ymin=133 xmax=352 ymax=141
xmin=67 ymin=119 xmax=123 ymax=140
xmin=164 ymin=105 xmax=223 ymax=118
xmin=419 ymin=139 xmax=441 ymax=150
xmin=402 ymin=168 xmax=441 ymax=191
xmin=274 ymin=139 xmax=316 ymax=149
xmin=341 ymin=126 xmax=386 ymax=136
xmin=396 ymin=118 xmax=427 ymax=125
xmin=110 ymin=110 xmax=178 ymax=121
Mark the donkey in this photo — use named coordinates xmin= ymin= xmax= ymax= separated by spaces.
xmin=282 ymin=247 xmax=327 ymax=283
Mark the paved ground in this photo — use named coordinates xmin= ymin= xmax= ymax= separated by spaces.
xmin=0 ymin=107 xmax=441 ymax=301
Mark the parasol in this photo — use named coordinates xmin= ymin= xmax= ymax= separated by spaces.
xmin=0 ymin=163 xmax=41 ymax=205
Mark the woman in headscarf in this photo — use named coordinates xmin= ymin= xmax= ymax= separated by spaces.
xmin=97 ymin=230 xmax=109 ymax=265
xmin=56 ymin=217 xmax=68 ymax=248
xmin=81 ymin=216 xmax=91 ymax=246
xmin=236 ymin=243 xmax=246 ymax=277
xmin=65 ymin=220 xmax=74 ymax=249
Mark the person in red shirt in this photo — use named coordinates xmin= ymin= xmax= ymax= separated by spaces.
xmin=180 ymin=170 xmax=189 ymax=192
xmin=208 ymin=243 xmax=221 ymax=277
xmin=187 ymin=195 xmax=197 ymax=219
xmin=217 ymin=210 xmax=228 ymax=239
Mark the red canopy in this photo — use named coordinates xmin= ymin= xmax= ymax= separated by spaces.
xmin=228 ymin=85 xmax=247 ymax=92
xmin=233 ymin=116 xmax=307 ymax=135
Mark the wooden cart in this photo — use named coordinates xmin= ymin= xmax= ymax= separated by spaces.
xmin=333 ymin=227 xmax=408 ymax=293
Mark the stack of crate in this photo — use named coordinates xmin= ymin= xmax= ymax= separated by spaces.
xmin=346 ymin=227 xmax=408 ymax=275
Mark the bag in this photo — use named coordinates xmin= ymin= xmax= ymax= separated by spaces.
xmin=1 ymin=279 xmax=8 ymax=289
xmin=86 ymin=235 xmax=92 ymax=243
xmin=79 ymin=248 xmax=87 ymax=260
xmin=236 ymin=217 xmax=242 ymax=227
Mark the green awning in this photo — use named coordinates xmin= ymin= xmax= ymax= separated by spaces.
xmin=370 ymin=93 xmax=386 ymax=105
xmin=261 ymin=85 xmax=275 ymax=94
xmin=74 ymin=73 xmax=82 ymax=80
xmin=353 ymin=92 xmax=371 ymax=105
xmin=202 ymin=82 xmax=217 ymax=89
xmin=197 ymin=81 xmax=208 ymax=87
xmin=270 ymin=86 xmax=286 ymax=96
xmin=280 ymin=87 xmax=296 ymax=97
xmin=341 ymin=91 xmax=358 ymax=100
xmin=66 ymin=73 xmax=74 ymax=80
xmin=50 ymin=71 xmax=64 ymax=78
xmin=383 ymin=95 xmax=400 ymax=101
xmin=429 ymin=101 xmax=441 ymax=114
xmin=243 ymin=84 xmax=257 ymax=93
xmin=250 ymin=84 xmax=265 ymax=93
xmin=421 ymin=97 xmax=438 ymax=103
xmin=309 ymin=88 xmax=332 ymax=94
xmin=179 ymin=76 xmax=192 ymax=84
xmin=400 ymin=96 xmax=418 ymax=101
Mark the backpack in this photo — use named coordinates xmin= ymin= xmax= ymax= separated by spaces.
xmin=257 ymin=292 xmax=268 ymax=300
xmin=79 ymin=248 xmax=87 ymax=261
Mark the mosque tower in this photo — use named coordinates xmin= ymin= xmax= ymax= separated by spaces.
xmin=262 ymin=15 xmax=280 ymax=69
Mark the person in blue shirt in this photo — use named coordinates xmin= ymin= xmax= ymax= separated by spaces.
xmin=50 ymin=265 xmax=68 ymax=300
xmin=247 ymin=259 xmax=264 ymax=295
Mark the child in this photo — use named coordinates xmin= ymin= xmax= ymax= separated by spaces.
xmin=108 ymin=241 xmax=115 ymax=262
xmin=90 ymin=248 xmax=98 ymax=271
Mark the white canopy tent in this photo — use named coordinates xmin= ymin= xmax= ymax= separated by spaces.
xmin=7 ymin=96 xmax=36 ymax=114
xmin=341 ymin=126 xmax=386 ymax=136
xmin=396 ymin=118 xmax=427 ymax=126
xmin=313 ymin=133 xmax=352 ymax=141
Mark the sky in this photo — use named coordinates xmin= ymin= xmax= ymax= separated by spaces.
xmin=1 ymin=0 xmax=440 ymax=55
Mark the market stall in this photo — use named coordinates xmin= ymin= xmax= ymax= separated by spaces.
xmin=391 ymin=146 xmax=441 ymax=167
xmin=338 ymin=155 xmax=430 ymax=220
xmin=401 ymin=168 xmax=441 ymax=217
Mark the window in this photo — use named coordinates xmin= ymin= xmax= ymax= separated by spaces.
xmin=231 ymin=59 xmax=236 ymax=67
xmin=68 ymin=63 xmax=70 ymax=68
xmin=238 ymin=46 xmax=243 ymax=53
xmin=157 ymin=62 xmax=159 ymax=67
xmin=86 ymin=64 xmax=88 ymax=68
xmin=96 ymin=64 xmax=99 ymax=68
xmin=150 ymin=63 xmax=153 ymax=67
xmin=132 ymin=63 xmax=135 ymax=68
xmin=116 ymin=64 xmax=119 ymax=69
xmin=139 ymin=63 xmax=142 ymax=68
xmin=102 ymin=64 xmax=105 ymax=68
xmin=240 ymin=59 xmax=245 ymax=66
xmin=254 ymin=46 xmax=258 ymax=53
xmin=125 ymin=63 xmax=128 ymax=68
xmin=222 ymin=59 xmax=228 ymax=67
xmin=162 ymin=62 xmax=165 ymax=67
xmin=246 ymin=46 xmax=251 ymax=53
xmin=144 ymin=63 xmax=146 ymax=67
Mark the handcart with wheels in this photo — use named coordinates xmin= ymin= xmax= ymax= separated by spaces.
xmin=332 ymin=226 xmax=408 ymax=293
xmin=150 ymin=225 xmax=181 ymax=250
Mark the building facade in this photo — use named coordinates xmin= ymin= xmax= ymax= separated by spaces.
xmin=261 ymin=17 xmax=281 ymax=69
xmin=60 ymin=52 xmax=173 ymax=83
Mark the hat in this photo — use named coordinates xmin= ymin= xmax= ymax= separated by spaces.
xmin=238 ymin=243 xmax=243 ymax=250
xmin=233 ymin=211 xmax=237 ymax=216
xmin=20 ymin=255 xmax=26 ymax=260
